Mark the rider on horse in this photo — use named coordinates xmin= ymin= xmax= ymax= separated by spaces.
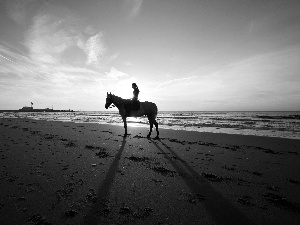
xmin=125 ymin=83 xmax=140 ymax=115
xmin=132 ymin=83 xmax=139 ymax=103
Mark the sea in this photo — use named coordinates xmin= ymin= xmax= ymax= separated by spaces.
xmin=1 ymin=111 xmax=300 ymax=139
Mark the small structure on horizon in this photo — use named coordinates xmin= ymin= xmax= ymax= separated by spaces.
xmin=18 ymin=102 xmax=74 ymax=112
xmin=19 ymin=106 xmax=33 ymax=111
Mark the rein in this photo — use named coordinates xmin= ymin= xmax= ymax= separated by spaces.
xmin=109 ymin=94 xmax=116 ymax=108
xmin=107 ymin=93 xmax=127 ymax=108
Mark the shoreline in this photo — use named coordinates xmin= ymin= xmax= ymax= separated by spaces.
xmin=1 ymin=118 xmax=300 ymax=224
xmin=104 ymin=122 xmax=300 ymax=140
xmin=2 ymin=115 xmax=300 ymax=140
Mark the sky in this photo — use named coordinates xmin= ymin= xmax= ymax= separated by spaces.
xmin=0 ymin=0 xmax=300 ymax=111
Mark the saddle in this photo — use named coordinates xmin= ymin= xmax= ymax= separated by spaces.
xmin=125 ymin=99 xmax=140 ymax=114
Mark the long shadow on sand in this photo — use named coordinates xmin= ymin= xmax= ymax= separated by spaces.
xmin=151 ymin=139 xmax=255 ymax=225
xmin=83 ymin=137 xmax=126 ymax=225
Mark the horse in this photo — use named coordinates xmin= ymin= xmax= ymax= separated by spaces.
xmin=105 ymin=92 xmax=159 ymax=138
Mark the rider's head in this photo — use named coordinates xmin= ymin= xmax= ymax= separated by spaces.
xmin=132 ymin=83 xmax=137 ymax=88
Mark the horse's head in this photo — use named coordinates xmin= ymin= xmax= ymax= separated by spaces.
xmin=105 ymin=92 xmax=113 ymax=109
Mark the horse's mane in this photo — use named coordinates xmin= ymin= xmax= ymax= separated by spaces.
xmin=110 ymin=94 xmax=128 ymax=105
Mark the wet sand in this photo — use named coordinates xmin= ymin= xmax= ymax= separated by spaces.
xmin=0 ymin=118 xmax=300 ymax=225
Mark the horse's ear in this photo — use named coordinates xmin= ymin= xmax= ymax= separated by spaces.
xmin=110 ymin=92 xmax=111 ymax=95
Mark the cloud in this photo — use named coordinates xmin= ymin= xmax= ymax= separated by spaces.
xmin=105 ymin=67 xmax=129 ymax=79
xmin=55 ymin=65 xmax=99 ymax=75
xmin=226 ymin=46 xmax=300 ymax=82
xmin=0 ymin=49 xmax=106 ymax=110
xmin=83 ymin=32 xmax=106 ymax=65
xmin=85 ymin=25 xmax=97 ymax=35
xmin=126 ymin=0 xmax=143 ymax=19
xmin=131 ymin=0 xmax=143 ymax=17
xmin=103 ymin=52 xmax=120 ymax=65
xmin=0 ymin=41 xmax=105 ymax=86
xmin=157 ymin=76 xmax=199 ymax=89
xmin=0 ymin=44 xmax=47 ymax=79
xmin=5 ymin=0 xmax=38 ymax=26
xmin=124 ymin=61 xmax=133 ymax=66
xmin=25 ymin=10 xmax=106 ymax=66
xmin=2 ymin=6 xmax=107 ymax=92
xmin=153 ymin=45 xmax=300 ymax=109
xmin=0 ymin=53 xmax=46 ymax=80
xmin=205 ymin=46 xmax=300 ymax=103
xmin=25 ymin=14 xmax=77 ymax=64
xmin=1 ymin=3 xmax=110 ymax=110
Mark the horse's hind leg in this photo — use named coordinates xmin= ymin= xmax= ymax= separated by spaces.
xmin=154 ymin=120 xmax=159 ymax=138
xmin=147 ymin=122 xmax=153 ymax=138
xmin=122 ymin=117 xmax=128 ymax=136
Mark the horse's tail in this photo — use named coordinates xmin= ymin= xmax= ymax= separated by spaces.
xmin=154 ymin=103 xmax=158 ymax=119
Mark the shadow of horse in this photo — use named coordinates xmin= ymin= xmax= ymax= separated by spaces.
xmin=150 ymin=139 xmax=255 ymax=225
xmin=83 ymin=137 xmax=126 ymax=224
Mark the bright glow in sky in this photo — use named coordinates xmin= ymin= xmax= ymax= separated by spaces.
xmin=0 ymin=0 xmax=300 ymax=111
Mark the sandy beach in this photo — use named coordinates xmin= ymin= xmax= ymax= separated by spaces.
xmin=0 ymin=118 xmax=300 ymax=225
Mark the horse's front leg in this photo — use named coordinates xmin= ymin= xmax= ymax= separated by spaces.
xmin=123 ymin=117 xmax=128 ymax=136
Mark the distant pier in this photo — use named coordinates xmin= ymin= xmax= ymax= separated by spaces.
xmin=0 ymin=106 xmax=74 ymax=113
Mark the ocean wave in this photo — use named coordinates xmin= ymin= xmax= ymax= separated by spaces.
xmin=256 ymin=115 xmax=300 ymax=120
xmin=1 ymin=111 xmax=300 ymax=139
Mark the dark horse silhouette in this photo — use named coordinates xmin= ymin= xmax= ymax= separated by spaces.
xmin=105 ymin=92 xmax=159 ymax=138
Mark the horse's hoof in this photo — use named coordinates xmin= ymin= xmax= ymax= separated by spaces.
xmin=147 ymin=134 xmax=151 ymax=138
xmin=154 ymin=136 xmax=160 ymax=140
